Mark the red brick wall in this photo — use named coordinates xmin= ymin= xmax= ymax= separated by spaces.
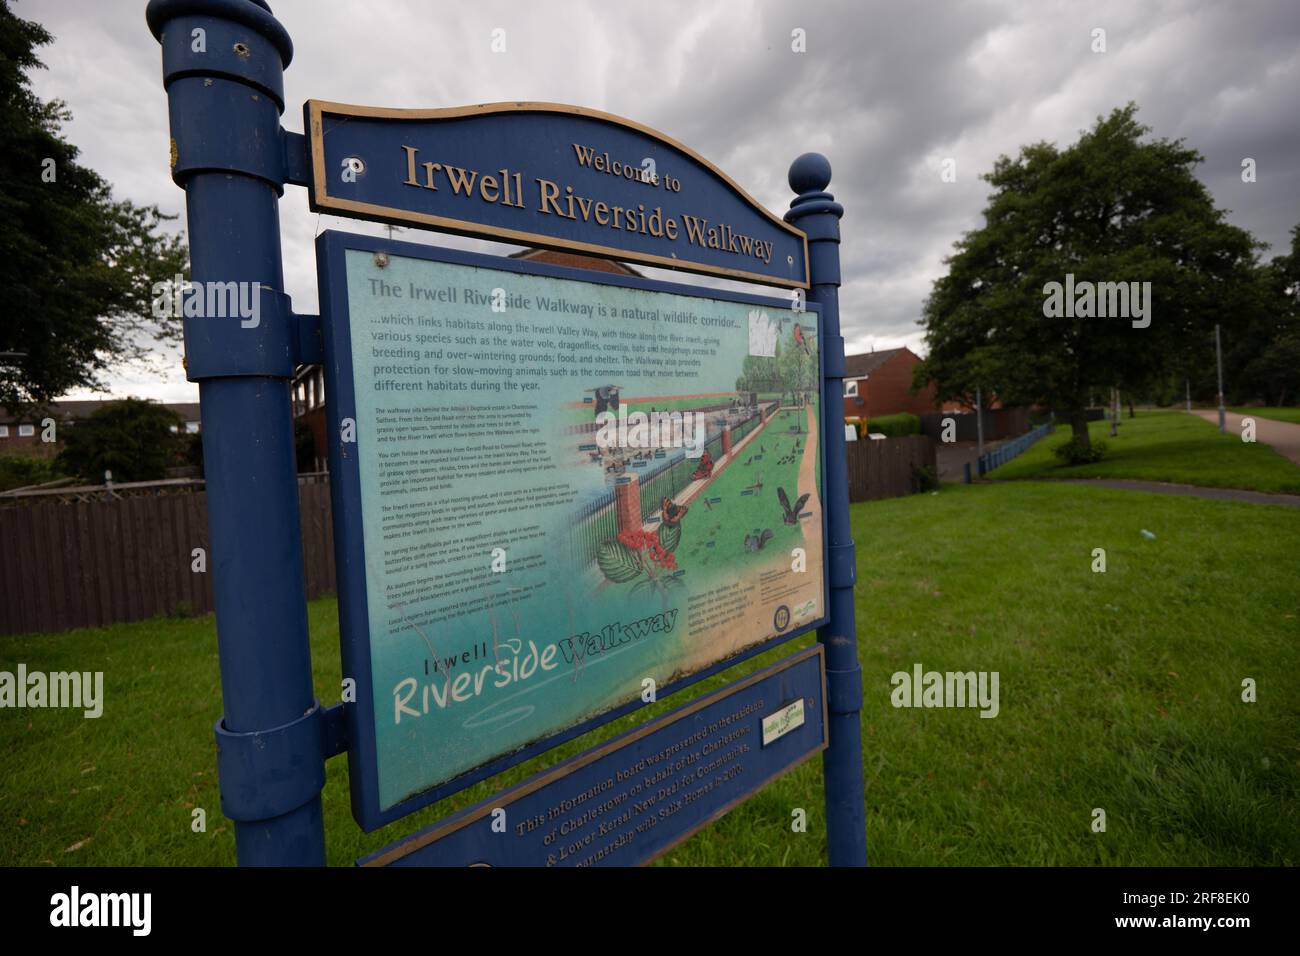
xmin=0 ymin=430 xmax=57 ymax=459
xmin=842 ymin=351 xmax=944 ymax=419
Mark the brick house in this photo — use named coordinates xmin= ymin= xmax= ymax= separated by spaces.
xmin=841 ymin=346 xmax=954 ymax=420
xmin=0 ymin=400 xmax=201 ymax=460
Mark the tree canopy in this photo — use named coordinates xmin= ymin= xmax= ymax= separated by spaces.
xmin=1223 ymin=224 xmax=1300 ymax=407
xmin=914 ymin=104 xmax=1263 ymax=447
xmin=0 ymin=2 xmax=188 ymax=412
xmin=55 ymin=398 xmax=185 ymax=483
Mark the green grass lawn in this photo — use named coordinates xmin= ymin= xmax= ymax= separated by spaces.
xmin=675 ymin=408 xmax=811 ymax=582
xmin=988 ymin=410 xmax=1300 ymax=493
xmin=2 ymin=482 xmax=1296 ymax=865
xmin=1230 ymin=406 xmax=1300 ymax=425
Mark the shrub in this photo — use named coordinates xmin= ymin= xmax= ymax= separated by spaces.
xmin=55 ymin=398 xmax=185 ymax=483
xmin=867 ymin=412 xmax=920 ymax=437
xmin=1053 ymin=437 xmax=1108 ymax=464
xmin=0 ymin=455 xmax=64 ymax=492
xmin=911 ymin=464 xmax=940 ymax=492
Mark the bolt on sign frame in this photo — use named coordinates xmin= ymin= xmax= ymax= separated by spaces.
xmin=145 ymin=0 xmax=866 ymax=867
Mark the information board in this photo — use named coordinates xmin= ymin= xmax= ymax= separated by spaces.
xmin=317 ymin=232 xmax=828 ymax=828
xmin=361 ymin=645 xmax=826 ymax=867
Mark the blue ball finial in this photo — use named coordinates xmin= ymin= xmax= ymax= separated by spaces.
xmin=789 ymin=153 xmax=832 ymax=194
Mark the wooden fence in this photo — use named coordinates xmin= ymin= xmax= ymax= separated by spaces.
xmin=0 ymin=483 xmax=336 ymax=636
xmin=844 ymin=435 xmax=937 ymax=502
xmin=2 ymin=432 xmax=931 ymax=635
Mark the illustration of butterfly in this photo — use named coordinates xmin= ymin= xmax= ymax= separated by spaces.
xmin=661 ymin=496 xmax=688 ymax=525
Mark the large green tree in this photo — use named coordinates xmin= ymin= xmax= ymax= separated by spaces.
xmin=1223 ymin=224 xmax=1300 ymax=407
xmin=915 ymin=104 xmax=1262 ymax=449
xmin=0 ymin=2 xmax=188 ymax=411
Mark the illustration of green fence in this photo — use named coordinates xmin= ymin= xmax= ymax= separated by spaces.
xmin=638 ymin=454 xmax=700 ymax=521
xmin=732 ymin=412 xmax=761 ymax=444
xmin=570 ymin=491 xmax=618 ymax=567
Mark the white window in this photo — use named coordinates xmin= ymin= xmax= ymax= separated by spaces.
xmin=185 ymin=421 xmax=200 ymax=434
xmin=844 ymin=381 xmax=859 ymax=398
xmin=18 ymin=424 xmax=34 ymax=437
xmin=0 ymin=425 xmax=8 ymax=438
xmin=170 ymin=424 xmax=179 ymax=433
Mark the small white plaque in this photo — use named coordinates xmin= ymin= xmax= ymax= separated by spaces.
xmin=761 ymin=699 xmax=806 ymax=746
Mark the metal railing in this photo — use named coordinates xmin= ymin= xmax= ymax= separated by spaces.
xmin=974 ymin=421 xmax=1054 ymax=478
xmin=0 ymin=471 xmax=331 ymax=506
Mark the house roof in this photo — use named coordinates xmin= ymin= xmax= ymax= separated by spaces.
xmin=843 ymin=347 xmax=916 ymax=379
xmin=507 ymin=247 xmax=642 ymax=276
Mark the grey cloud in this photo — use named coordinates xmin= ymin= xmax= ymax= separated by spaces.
xmin=23 ymin=0 xmax=1300 ymax=399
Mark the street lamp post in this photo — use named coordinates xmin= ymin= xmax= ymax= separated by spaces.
xmin=1215 ymin=324 xmax=1226 ymax=433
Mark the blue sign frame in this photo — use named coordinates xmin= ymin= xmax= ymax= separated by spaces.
xmin=316 ymin=230 xmax=830 ymax=831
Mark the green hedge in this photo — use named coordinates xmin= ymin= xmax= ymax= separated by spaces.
xmin=866 ymin=412 xmax=920 ymax=437
xmin=0 ymin=455 xmax=64 ymax=492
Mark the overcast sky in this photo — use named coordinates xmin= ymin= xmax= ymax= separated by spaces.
xmin=23 ymin=0 xmax=1300 ymax=403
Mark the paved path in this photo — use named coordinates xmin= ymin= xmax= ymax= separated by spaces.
xmin=798 ymin=403 xmax=823 ymax=549
xmin=1057 ymin=478 xmax=1300 ymax=508
xmin=936 ymin=439 xmax=1006 ymax=481
xmin=1189 ymin=409 xmax=1300 ymax=467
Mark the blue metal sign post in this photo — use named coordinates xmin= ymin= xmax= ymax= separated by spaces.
xmin=146 ymin=0 xmax=865 ymax=867
xmin=146 ymin=0 xmax=327 ymax=866
xmin=787 ymin=156 xmax=868 ymax=866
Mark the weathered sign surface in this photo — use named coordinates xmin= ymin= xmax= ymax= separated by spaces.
xmin=317 ymin=232 xmax=827 ymax=828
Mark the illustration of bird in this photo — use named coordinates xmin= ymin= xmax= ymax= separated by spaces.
xmin=744 ymin=455 xmax=753 ymax=466
xmin=590 ymin=384 xmax=621 ymax=417
xmin=778 ymin=487 xmax=810 ymax=525
xmin=793 ymin=323 xmax=813 ymax=356
xmin=744 ymin=529 xmax=774 ymax=552
xmin=660 ymin=496 xmax=688 ymax=525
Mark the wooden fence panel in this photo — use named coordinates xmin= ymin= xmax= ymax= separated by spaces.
xmin=844 ymin=435 xmax=937 ymax=503
xmin=0 ymin=482 xmax=337 ymax=636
